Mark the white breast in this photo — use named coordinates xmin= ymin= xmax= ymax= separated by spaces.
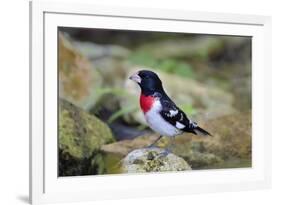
xmin=144 ymin=100 xmax=182 ymax=137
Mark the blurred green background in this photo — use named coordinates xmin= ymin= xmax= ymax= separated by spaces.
xmin=58 ymin=27 xmax=251 ymax=176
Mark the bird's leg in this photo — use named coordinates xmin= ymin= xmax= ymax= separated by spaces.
xmin=147 ymin=135 xmax=163 ymax=148
xmin=168 ymin=135 xmax=175 ymax=152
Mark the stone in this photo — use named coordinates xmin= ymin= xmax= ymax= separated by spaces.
xmin=173 ymin=112 xmax=252 ymax=169
xmin=173 ymin=145 xmax=223 ymax=169
xmin=122 ymin=147 xmax=191 ymax=173
xmin=73 ymin=40 xmax=131 ymax=88
xmin=58 ymin=33 xmax=103 ymax=111
xmin=199 ymin=111 xmax=252 ymax=160
xmin=59 ymin=98 xmax=115 ymax=176
xmin=101 ymin=134 xmax=160 ymax=156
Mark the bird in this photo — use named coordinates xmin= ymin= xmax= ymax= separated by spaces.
xmin=129 ymin=70 xmax=212 ymax=153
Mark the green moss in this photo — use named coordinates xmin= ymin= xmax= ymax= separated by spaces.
xmin=59 ymin=99 xmax=114 ymax=159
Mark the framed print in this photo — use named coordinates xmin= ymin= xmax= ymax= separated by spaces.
xmin=30 ymin=0 xmax=272 ymax=204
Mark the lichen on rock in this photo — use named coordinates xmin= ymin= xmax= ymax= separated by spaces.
xmin=122 ymin=147 xmax=191 ymax=173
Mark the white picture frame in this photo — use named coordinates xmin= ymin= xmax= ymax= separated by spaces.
xmin=30 ymin=0 xmax=272 ymax=204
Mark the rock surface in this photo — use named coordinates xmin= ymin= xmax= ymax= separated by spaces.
xmin=73 ymin=41 xmax=131 ymax=60
xmin=101 ymin=134 xmax=160 ymax=156
xmin=173 ymin=112 xmax=252 ymax=169
xmin=198 ymin=111 xmax=252 ymax=160
xmin=73 ymin=40 xmax=131 ymax=88
xmin=59 ymin=98 xmax=115 ymax=176
xmin=58 ymin=33 xmax=103 ymax=111
xmin=122 ymin=147 xmax=191 ymax=173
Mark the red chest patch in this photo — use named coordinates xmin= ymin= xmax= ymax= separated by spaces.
xmin=140 ymin=94 xmax=155 ymax=113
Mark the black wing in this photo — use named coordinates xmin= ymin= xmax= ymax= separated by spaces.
xmin=159 ymin=98 xmax=197 ymax=132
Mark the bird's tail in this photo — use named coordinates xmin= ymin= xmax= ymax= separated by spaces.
xmin=193 ymin=126 xmax=212 ymax=137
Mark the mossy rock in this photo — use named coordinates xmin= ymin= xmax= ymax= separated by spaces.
xmin=122 ymin=148 xmax=191 ymax=173
xmin=59 ymin=98 xmax=115 ymax=176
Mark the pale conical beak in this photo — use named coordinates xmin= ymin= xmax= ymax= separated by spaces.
xmin=129 ymin=72 xmax=141 ymax=83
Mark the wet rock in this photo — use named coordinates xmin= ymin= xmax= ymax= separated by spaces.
xmin=59 ymin=98 xmax=115 ymax=176
xmin=122 ymin=147 xmax=191 ymax=173
xmin=58 ymin=33 xmax=103 ymax=110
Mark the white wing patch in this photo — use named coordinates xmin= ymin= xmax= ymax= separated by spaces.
xmin=176 ymin=121 xmax=186 ymax=129
xmin=169 ymin=110 xmax=178 ymax=117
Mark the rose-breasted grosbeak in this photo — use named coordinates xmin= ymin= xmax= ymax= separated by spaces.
xmin=129 ymin=70 xmax=211 ymax=148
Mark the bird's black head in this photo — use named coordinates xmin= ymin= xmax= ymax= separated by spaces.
xmin=129 ymin=70 xmax=164 ymax=95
